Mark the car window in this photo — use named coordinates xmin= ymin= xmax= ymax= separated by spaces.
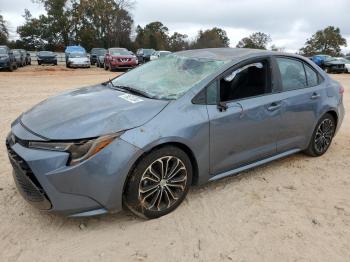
xmin=304 ymin=63 xmax=319 ymax=87
xmin=220 ymin=59 xmax=271 ymax=102
xmin=276 ymin=58 xmax=307 ymax=91
xmin=207 ymin=81 xmax=218 ymax=105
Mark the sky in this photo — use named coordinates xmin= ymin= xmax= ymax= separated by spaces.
xmin=1 ymin=0 xmax=350 ymax=53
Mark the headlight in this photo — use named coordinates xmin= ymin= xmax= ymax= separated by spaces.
xmin=28 ymin=133 xmax=122 ymax=166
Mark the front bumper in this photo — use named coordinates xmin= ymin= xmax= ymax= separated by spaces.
xmin=110 ymin=60 xmax=137 ymax=69
xmin=328 ymin=66 xmax=346 ymax=73
xmin=38 ymin=59 xmax=57 ymax=64
xmin=0 ymin=60 xmax=9 ymax=69
xmin=6 ymin=121 xmax=143 ymax=216
xmin=69 ymin=63 xmax=90 ymax=68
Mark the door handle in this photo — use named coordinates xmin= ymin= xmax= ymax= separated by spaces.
xmin=310 ymin=93 xmax=321 ymax=100
xmin=267 ymin=102 xmax=281 ymax=111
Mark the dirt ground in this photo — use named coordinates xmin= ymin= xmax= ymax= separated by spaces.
xmin=0 ymin=65 xmax=349 ymax=262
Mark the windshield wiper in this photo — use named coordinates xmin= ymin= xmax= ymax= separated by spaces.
xmin=110 ymin=83 xmax=154 ymax=99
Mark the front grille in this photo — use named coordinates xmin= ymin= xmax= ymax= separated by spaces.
xmin=118 ymin=58 xmax=131 ymax=62
xmin=6 ymin=138 xmax=52 ymax=210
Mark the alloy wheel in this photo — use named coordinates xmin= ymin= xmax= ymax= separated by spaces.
xmin=138 ymin=156 xmax=188 ymax=212
xmin=314 ymin=118 xmax=335 ymax=154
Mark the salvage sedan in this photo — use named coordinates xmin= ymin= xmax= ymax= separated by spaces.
xmin=6 ymin=48 xmax=344 ymax=219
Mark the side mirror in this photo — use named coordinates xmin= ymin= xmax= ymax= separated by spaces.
xmin=224 ymin=62 xmax=263 ymax=82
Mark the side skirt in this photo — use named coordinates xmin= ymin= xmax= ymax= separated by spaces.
xmin=209 ymin=149 xmax=301 ymax=182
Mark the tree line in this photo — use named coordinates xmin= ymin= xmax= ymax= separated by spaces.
xmin=0 ymin=0 xmax=348 ymax=56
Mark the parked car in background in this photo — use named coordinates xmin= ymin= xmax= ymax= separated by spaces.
xmin=19 ymin=50 xmax=28 ymax=66
xmin=65 ymin=46 xmax=86 ymax=67
xmin=311 ymin=55 xmax=346 ymax=73
xmin=90 ymin=48 xmax=106 ymax=65
xmin=346 ymin=56 xmax=350 ymax=61
xmin=6 ymin=48 xmax=344 ymax=219
xmin=104 ymin=48 xmax=137 ymax=71
xmin=0 ymin=45 xmax=17 ymax=71
xmin=96 ymin=49 xmax=107 ymax=68
xmin=13 ymin=49 xmax=26 ymax=67
xmin=67 ymin=52 xmax=90 ymax=68
xmin=25 ymin=51 xmax=31 ymax=65
xmin=37 ymin=51 xmax=58 ymax=65
xmin=150 ymin=50 xmax=172 ymax=61
xmin=12 ymin=49 xmax=23 ymax=67
xmin=129 ymin=51 xmax=138 ymax=64
xmin=136 ymin=48 xmax=155 ymax=63
xmin=335 ymin=57 xmax=350 ymax=73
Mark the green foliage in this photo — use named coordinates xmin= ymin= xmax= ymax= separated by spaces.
xmin=299 ymin=26 xmax=347 ymax=56
xmin=169 ymin=32 xmax=188 ymax=51
xmin=0 ymin=13 xmax=9 ymax=44
xmin=134 ymin=22 xmax=170 ymax=50
xmin=236 ymin=32 xmax=271 ymax=49
xmin=191 ymin=27 xmax=230 ymax=49
xmin=17 ymin=0 xmax=134 ymax=51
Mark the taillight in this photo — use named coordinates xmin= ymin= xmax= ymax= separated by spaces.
xmin=340 ymin=86 xmax=344 ymax=95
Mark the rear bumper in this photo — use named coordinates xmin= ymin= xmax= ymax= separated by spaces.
xmin=6 ymin=121 xmax=143 ymax=217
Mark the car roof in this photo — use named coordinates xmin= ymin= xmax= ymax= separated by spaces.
xmin=175 ymin=48 xmax=305 ymax=61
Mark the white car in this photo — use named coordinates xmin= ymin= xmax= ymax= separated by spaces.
xmin=67 ymin=52 xmax=90 ymax=68
xmin=336 ymin=57 xmax=350 ymax=73
xmin=150 ymin=51 xmax=172 ymax=61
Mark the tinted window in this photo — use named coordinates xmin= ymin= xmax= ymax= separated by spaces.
xmin=220 ymin=60 xmax=270 ymax=102
xmin=276 ymin=58 xmax=307 ymax=91
xmin=304 ymin=63 xmax=319 ymax=87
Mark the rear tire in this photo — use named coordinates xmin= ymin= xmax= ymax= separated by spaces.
xmin=124 ymin=146 xmax=192 ymax=219
xmin=304 ymin=113 xmax=336 ymax=157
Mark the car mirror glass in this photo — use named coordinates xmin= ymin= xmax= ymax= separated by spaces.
xmin=224 ymin=62 xmax=263 ymax=82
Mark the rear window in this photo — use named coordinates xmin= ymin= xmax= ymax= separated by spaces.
xmin=304 ymin=63 xmax=319 ymax=87
xmin=276 ymin=58 xmax=307 ymax=91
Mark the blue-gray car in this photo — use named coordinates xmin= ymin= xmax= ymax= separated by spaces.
xmin=6 ymin=48 xmax=345 ymax=219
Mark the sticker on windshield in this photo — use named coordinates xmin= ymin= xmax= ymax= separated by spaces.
xmin=119 ymin=94 xmax=144 ymax=103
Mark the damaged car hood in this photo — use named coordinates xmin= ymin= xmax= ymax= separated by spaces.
xmin=20 ymin=84 xmax=169 ymax=140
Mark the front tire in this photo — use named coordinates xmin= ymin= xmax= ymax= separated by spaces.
xmin=124 ymin=146 xmax=192 ymax=219
xmin=304 ymin=113 xmax=336 ymax=157
xmin=8 ymin=63 xmax=14 ymax=72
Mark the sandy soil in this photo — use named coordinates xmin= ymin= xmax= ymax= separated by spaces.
xmin=0 ymin=65 xmax=349 ymax=262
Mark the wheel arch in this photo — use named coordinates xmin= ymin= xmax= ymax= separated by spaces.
xmin=122 ymin=140 xmax=200 ymax=196
xmin=325 ymin=110 xmax=338 ymax=129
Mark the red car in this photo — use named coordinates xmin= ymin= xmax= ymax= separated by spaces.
xmin=104 ymin=48 xmax=138 ymax=71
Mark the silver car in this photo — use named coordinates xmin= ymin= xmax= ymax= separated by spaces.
xmin=67 ymin=52 xmax=90 ymax=68
xmin=6 ymin=48 xmax=345 ymax=219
